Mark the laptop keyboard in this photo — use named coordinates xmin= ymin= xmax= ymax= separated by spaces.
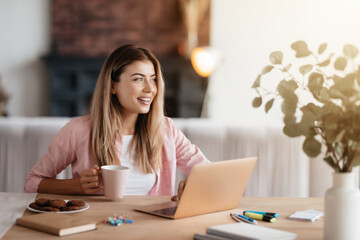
xmin=152 ymin=206 xmax=178 ymax=216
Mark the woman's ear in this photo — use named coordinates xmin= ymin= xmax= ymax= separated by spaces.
xmin=111 ymin=83 xmax=116 ymax=95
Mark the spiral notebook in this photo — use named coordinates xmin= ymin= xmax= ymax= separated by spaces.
xmin=196 ymin=222 xmax=297 ymax=240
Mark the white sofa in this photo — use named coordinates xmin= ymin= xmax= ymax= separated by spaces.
xmin=1 ymin=117 xmax=358 ymax=197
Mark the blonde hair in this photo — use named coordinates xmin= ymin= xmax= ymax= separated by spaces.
xmin=90 ymin=45 xmax=164 ymax=173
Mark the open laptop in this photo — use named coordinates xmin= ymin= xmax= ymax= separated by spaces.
xmin=134 ymin=157 xmax=257 ymax=219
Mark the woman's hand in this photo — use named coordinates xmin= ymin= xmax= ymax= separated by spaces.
xmin=171 ymin=180 xmax=187 ymax=202
xmin=80 ymin=165 xmax=102 ymax=195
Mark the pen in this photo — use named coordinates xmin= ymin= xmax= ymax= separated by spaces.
xmin=230 ymin=213 xmax=241 ymax=223
xmin=244 ymin=212 xmax=276 ymax=223
xmin=243 ymin=210 xmax=279 ymax=218
xmin=234 ymin=213 xmax=258 ymax=225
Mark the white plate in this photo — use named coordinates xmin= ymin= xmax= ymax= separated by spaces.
xmin=27 ymin=200 xmax=89 ymax=213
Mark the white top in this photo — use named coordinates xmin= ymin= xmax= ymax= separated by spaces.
xmin=120 ymin=135 xmax=156 ymax=195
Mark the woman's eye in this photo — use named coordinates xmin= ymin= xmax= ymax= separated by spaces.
xmin=151 ymin=78 xmax=157 ymax=82
xmin=134 ymin=78 xmax=143 ymax=82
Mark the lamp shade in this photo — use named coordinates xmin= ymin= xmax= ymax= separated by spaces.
xmin=191 ymin=47 xmax=217 ymax=77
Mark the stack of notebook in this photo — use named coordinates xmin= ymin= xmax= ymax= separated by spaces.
xmin=194 ymin=222 xmax=297 ymax=240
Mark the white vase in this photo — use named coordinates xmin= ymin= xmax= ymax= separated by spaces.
xmin=324 ymin=172 xmax=360 ymax=240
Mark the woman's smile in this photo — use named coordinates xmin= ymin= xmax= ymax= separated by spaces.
xmin=137 ymin=97 xmax=151 ymax=105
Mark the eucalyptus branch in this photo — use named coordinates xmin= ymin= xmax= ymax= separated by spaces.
xmin=342 ymin=143 xmax=348 ymax=170
xmin=343 ymin=143 xmax=354 ymax=172
xmin=312 ymin=52 xmax=321 ymax=65
xmin=331 ymin=146 xmax=342 ymax=171
xmin=253 ymin=41 xmax=360 ymax=172
xmin=314 ymin=126 xmax=325 ymax=140
xmin=316 ymin=68 xmax=335 ymax=89
xmin=257 ymin=87 xmax=275 ymax=95
xmin=283 ymin=71 xmax=304 ymax=87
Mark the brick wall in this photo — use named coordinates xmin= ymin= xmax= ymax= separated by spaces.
xmin=51 ymin=0 xmax=210 ymax=57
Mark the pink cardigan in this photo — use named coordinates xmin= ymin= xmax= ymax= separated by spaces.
xmin=24 ymin=116 xmax=209 ymax=195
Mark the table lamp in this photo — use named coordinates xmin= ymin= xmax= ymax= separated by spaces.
xmin=190 ymin=47 xmax=223 ymax=117
xmin=191 ymin=47 xmax=222 ymax=77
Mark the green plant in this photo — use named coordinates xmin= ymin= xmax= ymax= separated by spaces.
xmin=252 ymin=41 xmax=360 ymax=172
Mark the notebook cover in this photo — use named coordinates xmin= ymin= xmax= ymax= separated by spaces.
xmin=16 ymin=212 xmax=96 ymax=236
xmin=206 ymin=222 xmax=297 ymax=240
xmin=194 ymin=233 xmax=230 ymax=240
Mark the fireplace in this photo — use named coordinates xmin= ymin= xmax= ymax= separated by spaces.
xmin=43 ymin=55 xmax=206 ymax=118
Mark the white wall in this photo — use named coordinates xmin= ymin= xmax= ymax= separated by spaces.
xmin=0 ymin=0 xmax=51 ymax=116
xmin=209 ymin=0 xmax=360 ymax=125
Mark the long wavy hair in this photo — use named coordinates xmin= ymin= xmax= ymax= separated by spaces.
xmin=90 ymin=45 xmax=165 ymax=173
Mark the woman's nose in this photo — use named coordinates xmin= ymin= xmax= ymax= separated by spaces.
xmin=143 ymin=79 xmax=154 ymax=92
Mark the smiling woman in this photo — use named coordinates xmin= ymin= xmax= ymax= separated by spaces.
xmin=24 ymin=44 xmax=210 ymax=198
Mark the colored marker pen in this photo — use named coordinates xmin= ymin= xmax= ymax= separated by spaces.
xmin=243 ymin=210 xmax=279 ymax=218
xmin=235 ymin=213 xmax=258 ymax=225
xmin=244 ymin=212 xmax=276 ymax=223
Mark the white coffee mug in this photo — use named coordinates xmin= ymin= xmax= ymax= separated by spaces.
xmin=101 ymin=165 xmax=129 ymax=200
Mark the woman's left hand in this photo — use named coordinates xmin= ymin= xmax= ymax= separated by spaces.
xmin=171 ymin=180 xmax=187 ymax=202
xmin=80 ymin=165 xmax=101 ymax=195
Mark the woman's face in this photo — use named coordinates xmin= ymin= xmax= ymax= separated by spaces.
xmin=111 ymin=60 xmax=158 ymax=118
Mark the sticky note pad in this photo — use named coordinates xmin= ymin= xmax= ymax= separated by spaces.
xmin=288 ymin=209 xmax=324 ymax=222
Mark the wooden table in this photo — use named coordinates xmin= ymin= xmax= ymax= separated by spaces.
xmin=2 ymin=194 xmax=324 ymax=240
